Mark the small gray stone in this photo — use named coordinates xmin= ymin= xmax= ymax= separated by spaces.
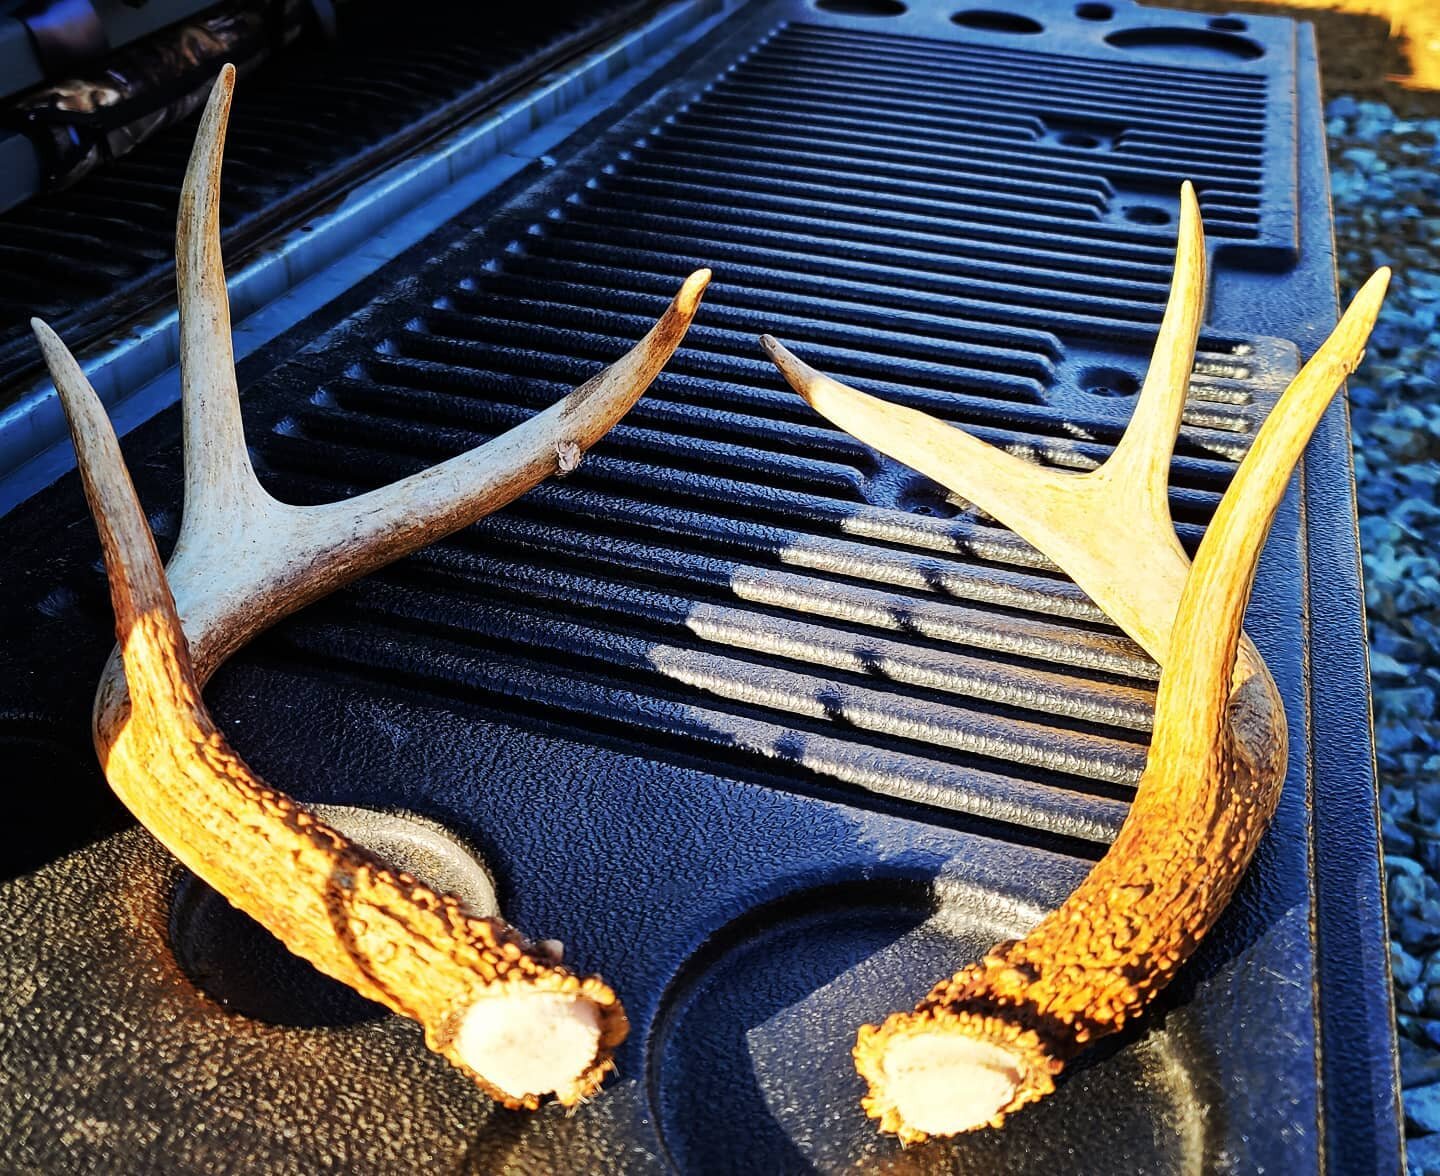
xmin=1398 ymin=946 xmax=1426 ymax=987
xmin=1411 ymin=1084 xmax=1440 ymax=1135
xmin=1418 ymin=782 xmax=1440 ymax=825
xmin=1401 ymin=1037 xmax=1440 ymax=1089
xmin=1411 ymin=1131 xmax=1440 ymax=1176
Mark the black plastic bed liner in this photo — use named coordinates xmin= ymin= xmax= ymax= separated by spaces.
xmin=0 ymin=0 xmax=658 ymax=397
xmin=0 ymin=1 xmax=1401 ymax=1172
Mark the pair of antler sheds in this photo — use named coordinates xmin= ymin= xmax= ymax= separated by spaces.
xmin=34 ymin=67 xmax=1387 ymax=1139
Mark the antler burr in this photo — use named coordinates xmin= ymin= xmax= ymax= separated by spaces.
xmin=32 ymin=64 xmax=709 ymax=1109
xmin=761 ymin=182 xmax=1389 ymax=1141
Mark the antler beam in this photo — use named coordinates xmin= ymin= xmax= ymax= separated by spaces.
xmin=763 ymin=182 xmax=1389 ymax=1140
xmin=33 ymin=65 xmax=709 ymax=1108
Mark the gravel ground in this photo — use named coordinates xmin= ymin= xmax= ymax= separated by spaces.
xmin=1327 ymin=95 xmax=1440 ymax=1175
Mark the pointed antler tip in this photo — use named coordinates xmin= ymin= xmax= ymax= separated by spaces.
xmin=30 ymin=317 xmax=66 ymax=360
xmin=218 ymin=61 xmax=237 ymax=88
xmin=758 ymin=334 xmax=798 ymax=372
xmin=31 ymin=318 xmax=65 ymax=371
xmin=759 ymin=336 xmax=822 ymax=403
xmin=675 ymin=268 xmax=711 ymax=315
xmin=759 ymin=334 xmax=798 ymax=368
xmin=1346 ymin=267 xmax=1392 ymax=333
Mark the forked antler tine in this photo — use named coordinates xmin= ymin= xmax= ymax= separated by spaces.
xmin=761 ymin=183 xmax=1208 ymax=665
xmin=163 ymin=65 xmax=710 ymax=678
xmin=822 ymin=260 xmax=1390 ymax=1140
xmin=33 ymin=314 xmax=630 ymax=1109
xmin=1153 ymin=264 xmax=1391 ymax=768
xmin=166 ymin=258 xmax=710 ymax=677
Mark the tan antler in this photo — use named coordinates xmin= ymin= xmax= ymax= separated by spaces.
xmin=31 ymin=64 xmax=708 ymax=1109
xmin=761 ymin=182 xmax=1389 ymax=1140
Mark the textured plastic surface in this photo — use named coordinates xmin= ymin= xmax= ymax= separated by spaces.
xmin=0 ymin=1 xmax=1400 ymax=1172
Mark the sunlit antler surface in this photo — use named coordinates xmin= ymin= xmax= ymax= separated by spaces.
xmin=31 ymin=64 xmax=709 ymax=1109
xmin=762 ymin=182 xmax=1389 ymax=1141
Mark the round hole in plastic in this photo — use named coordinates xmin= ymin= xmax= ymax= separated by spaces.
xmin=951 ymin=9 xmax=1044 ymax=34
xmin=898 ymin=480 xmax=964 ymax=518
xmin=649 ymin=880 xmax=1208 ymax=1172
xmin=1209 ymin=16 xmax=1247 ymax=31
xmin=169 ymin=805 xmax=500 ymax=1028
xmin=1104 ymin=26 xmax=1264 ymax=61
xmin=170 ymin=872 xmax=388 ymax=1027
xmin=815 ymin=0 xmax=906 ymax=14
xmin=1075 ymin=2 xmax=1113 ymax=18
xmin=1125 ymin=204 xmax=1173 ymax=225
xmin=1080 ymin=366 xmax=1141 ymax=397
xmin=1059 ymin=132 xmax=1102 ymax=148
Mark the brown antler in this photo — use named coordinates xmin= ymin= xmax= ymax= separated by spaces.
xmin=762 ymin=182 xmax=1389 ymax=1140
xmin=32 ymin=64 xmax=709 ymax=1109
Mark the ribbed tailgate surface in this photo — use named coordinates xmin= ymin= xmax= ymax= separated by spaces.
xmin=255 ymin=14 xmax=1298 ymax=846
xmin=0 ymin=3 xmax=1362 ymax=1173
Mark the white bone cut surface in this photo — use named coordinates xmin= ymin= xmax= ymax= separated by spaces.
xmin=30 ymin=63 xmax=708 ymax=1109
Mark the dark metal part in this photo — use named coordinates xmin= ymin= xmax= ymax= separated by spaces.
xmin=0 ymin=0 xmax=664 ymax=391
xmin=6 ymin=4 xmax=279 ymax=192
xmin=0 ymin=1 xmax=1400 ymax=1172
xmin=15 ymin=0 xmax=107 ymax=74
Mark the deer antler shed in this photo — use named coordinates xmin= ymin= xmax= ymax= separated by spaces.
xmin=763 ymin=182 xmax=1390 ymax=1141
xmin=31 ymin=62 xmax=1386 ymax=1145
xmin=32 ymin=66 xmax=710 ymax=1109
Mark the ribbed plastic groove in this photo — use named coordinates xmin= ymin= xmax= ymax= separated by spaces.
xmin=242 ymin=16 xmax=1294 ymax=846
xmin=715 ymin=24 xmax=1267 ymax=239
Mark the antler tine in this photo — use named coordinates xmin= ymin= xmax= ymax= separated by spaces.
xmin=1099 ymin=181 xmax=1206 ymax=533
xmin=33 ymin=315 xmax=631 ymax=1116
xmin=165 ymin=261 xmax=710 ymax=678
xmin=1154 ymin=264 xmax=1390 ymax=768
xmin=172 ymin=64 xmax=264 ymax=538
xmin=33 ymin=319 xmax=176 ymax=636
xmin=761 ymin=183 xmax=1208 ymax=664
xmin=155 ymin=65 xmax=709 ymax=679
